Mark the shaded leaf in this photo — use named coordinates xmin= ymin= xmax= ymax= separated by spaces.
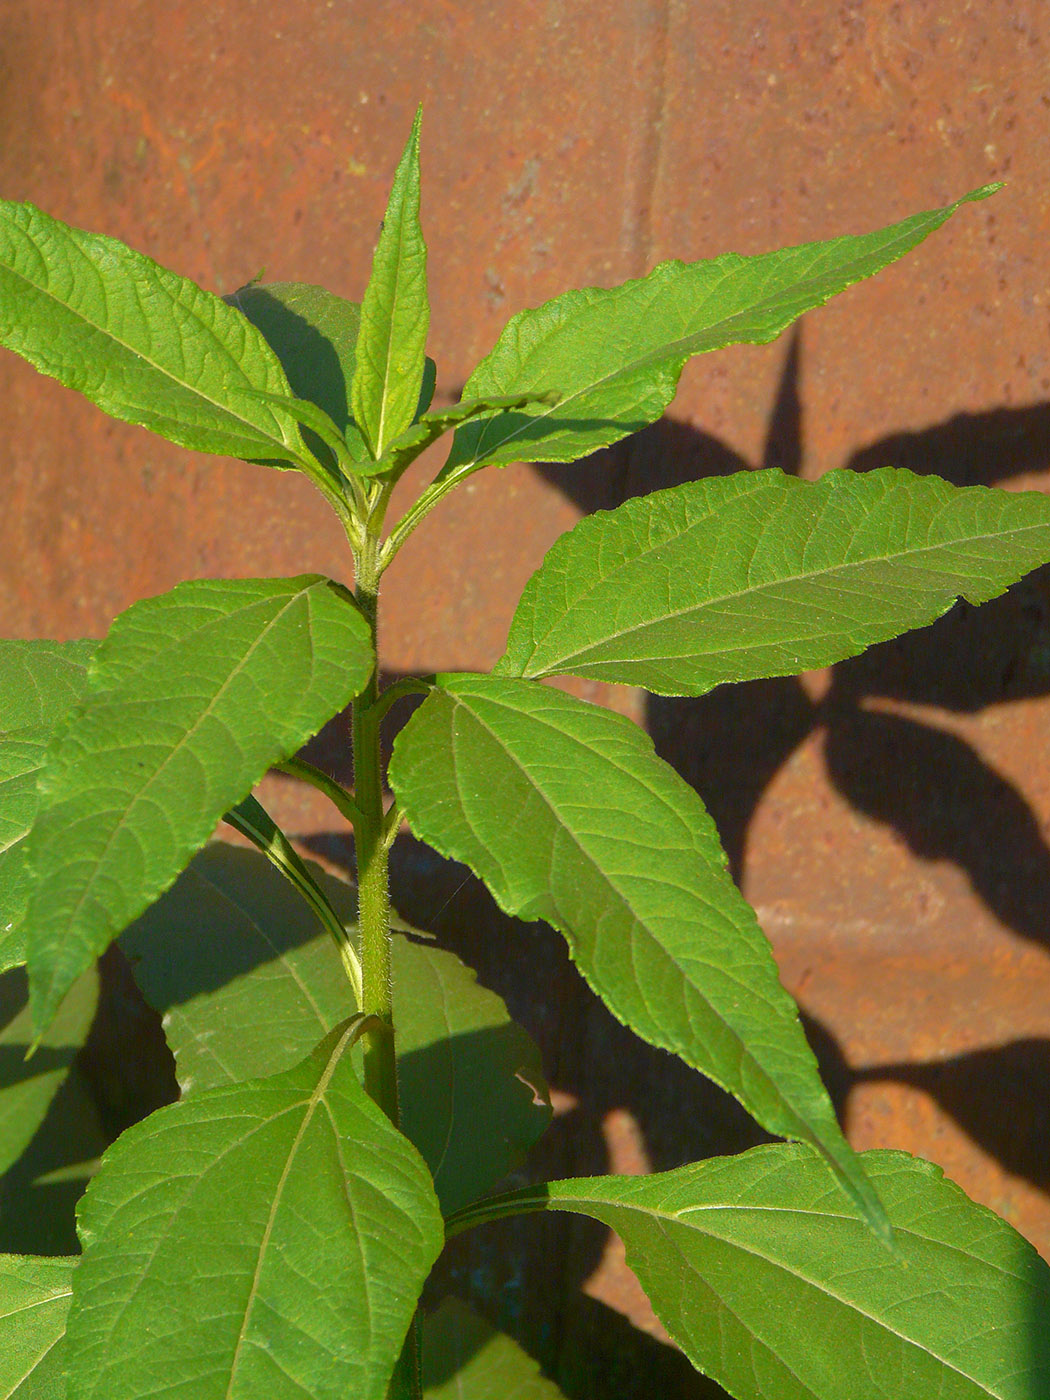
xmin=0 ymin=1254 xmax=73 ymax=1400
xmin=456 ymin=1146 xmax=1050 ymax=1400
xmin=63 ymin=1023 xmax=444 ymax=1400
xmin=225 ymin=280 xmax=371 ymax=463
xmin=0 ymin=640 xmax=95 ymax=971
xmin=423 ymin=1298 xmax=566 ymax=1398
xmin=444 ymin=186 xmax=997 ymax=476
xmin=122 ymin=843 xmax=551 ymax=1212
xmin=498 ymin=467 xmax=1050 ymax=695
xmin=351 ymin=108 xmax=429 ymax=457
xmin=0 ymin=966 xmax=98 ymax=1178
xmin=0 ymin=201 xmax=307 ymax=463
xmin=389 ymin=675 xmax=883 ymax=1230
xmin=25 ymin=576 xmax=373 ymax=1031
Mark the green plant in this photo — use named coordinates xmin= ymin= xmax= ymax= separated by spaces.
xmin=1 ymin=108 xmax=1048 ymax=1400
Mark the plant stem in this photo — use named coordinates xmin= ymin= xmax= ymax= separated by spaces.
xmin=352 ymin=540 xmax=400 ymax=1127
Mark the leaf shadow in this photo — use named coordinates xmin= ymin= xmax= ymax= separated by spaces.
xmin=801 ymin=1013 xmax=1050 ymax=1197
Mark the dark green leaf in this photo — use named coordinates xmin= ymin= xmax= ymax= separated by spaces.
xmin=122 ymin=843 xmax=551 ymax=1212
xmin=0 ymin=1254 xmax=73 ymax=1399
xmin=226 ymin=280 xmax=370 ymax=462
xmin=0 ymin=965 xmax=98 ymax=1177
xmin=0 ymin=641 xmax=95 ymax=971
xmin=351 ymin=108 xmax=430 ymax=458
xmin=0 ymin=202 xmax=308 ymax=463
xmin=25 ymin=577 xmax=373 ymax=1031
xmin=389 ymin=675 xmax=883 ymax=1231
xmin=444 ymin=186 xmax=998 ymax=476
xmin=498 ymin=467 xmax=1050 ymax=695
xmin=62 ymin=1023 xmax=444 ymax=1400
xmin=423 ymin=1298 xmax=566 ymax=1398
xmin=462 ymin=1146 xmax=1050 ymax=1400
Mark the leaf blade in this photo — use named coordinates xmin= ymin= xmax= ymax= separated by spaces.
xmin=25 ymin=577 xmax=373 ymax=1030
xmin=535 ymin=1146 xmax=1050 ymax=1400
xmin=0 ymin=640 xmax=96 ymax=970
xmin=121 ymin=843 xmax=551 ymax=1212
xmin=498 ymin=468 xmax=1050 ymax=694
xmin=388 ymin=675 xmax=881 ymax=1228
xmin=0 ymin=202 xmax=307 ymax=463
xmin=62 ymin=1025 xmax=444 ymax=1400
xmin=423 ymin=1298 xmax=567 ymax=1398
xmin=351 ymin=108 xmax=430 ymax=458
xmin=445 ymin=186 xmax=998 ymax=475
xmin=0 ymin=1254 xmax=74 ymax=1400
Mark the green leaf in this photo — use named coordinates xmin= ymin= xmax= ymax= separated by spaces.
xmin=0 ymin=201 xmax=309 ymax=464
xmin=0 ymin=1255 xmax=74 ymax=1400
xmin=0 ymin=966 xmax=98 ymax=1178
xmin=498 ymin=467 xmax=1050 ymax=695
xmin=456 ymin=1146 xmax=1050 ymax=1400
xmin=395 ymin=932 xmax=552 ymax=1215
xmin=423 ymin=1298 xmax=567 ymax=1398
xmin=226 ymin=280 xmax=371 ymax=462
xmin=61 ymin=1023 xmax=444 ymax=1400
xmin=0 ymin=641 xmax=96 ymax=971
xmin=351 ymin=107 xmax=430 ymax=458
xmin=444 ymin=185 xmax=999 ymax=476
xmin=25 ymin=576 xmax=373 ymax=1032
xmin=121 ymin=843 xmax=551 ymax=1212
xmin=374 ymin=391 xmax=561 ymax=480
xmin=389 ymin=675 xmax=883 ymax=1231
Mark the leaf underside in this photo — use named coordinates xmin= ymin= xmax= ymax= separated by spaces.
xmin=0 ymin=1253 xmax=74 ymax=1400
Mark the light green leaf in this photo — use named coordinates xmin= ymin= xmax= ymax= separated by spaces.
xmin=351 ymin=107 xmax=430 ymax=458
xmin=444 ymin=186 xmax=998 ymax=476
xmin=25 ymin=576 xmax=373 ymax=1032
xmin=0 ymin=966 xmax=98 ymax=1178
xmin=62 ymin=1023 xmax=444 ymax=1400
xmin=0 ymin=641 xmax=96 ymax=971
xmin=498 ymin=467 xmax=1050 ymax=695
xmin=423 ymin=1298 xmax=567 ymax=1398
xmin=389 ymin=675 xmax=883 ymax=1231
xmin=452 ymin=1146 xmax=1050 ymax=1400
xmin=0 ymin=1254 xmax=73 ymax=1400
xmin=0 ymin=201 xmax=309 ymax=464
xmin=225 ymin=280 xmax=371 ymax=464
xmin=121 ymin=843 xmax=551 ymax=1212
xmin=375 ymin=391 xmax=561 ymax=480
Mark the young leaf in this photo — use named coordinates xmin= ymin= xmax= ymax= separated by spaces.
xmin=0 ymin=202 xmax=310 ymax=464
xmin=351 ymin=107 xmax=430 ymax=458
xmin=0 ymin=640 xmax=95 ymax=971
xmin=122 ymin=843 xmax=551 ymax=1212
xmin=0 ymin=965 xmax=98 ymax=1177
xmin=61 ymin=1023 xmax=444 ymax=1400
xmin=450 ymin=1147 xmax=1050 ymax=1400
xmin=443 ymin=185 xmax=998 ymax=477
xmin=24 ymin=576 xmax=373 ymax=1033
xmin=389 ymin=675 xmax=883 ymax=1231
xmin=373 ymin=391 xmax=562 ymax=480
xmin=226 ymin=280 xmax=371 ymax=464
xmin=423 ymin=1298 xmax=567 ymax=1398
xmin=0 ymin=1254 xmax=74 ymax=1399
xmin=498 ymin=467 xmax=1050 ymax=695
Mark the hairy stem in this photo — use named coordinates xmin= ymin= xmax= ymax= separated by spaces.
xmin=352 ymin=541 xmax=399 ymax=1127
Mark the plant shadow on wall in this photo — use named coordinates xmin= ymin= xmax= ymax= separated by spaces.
xmin=252 ymin=327 xmax=1050 ymax=1398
